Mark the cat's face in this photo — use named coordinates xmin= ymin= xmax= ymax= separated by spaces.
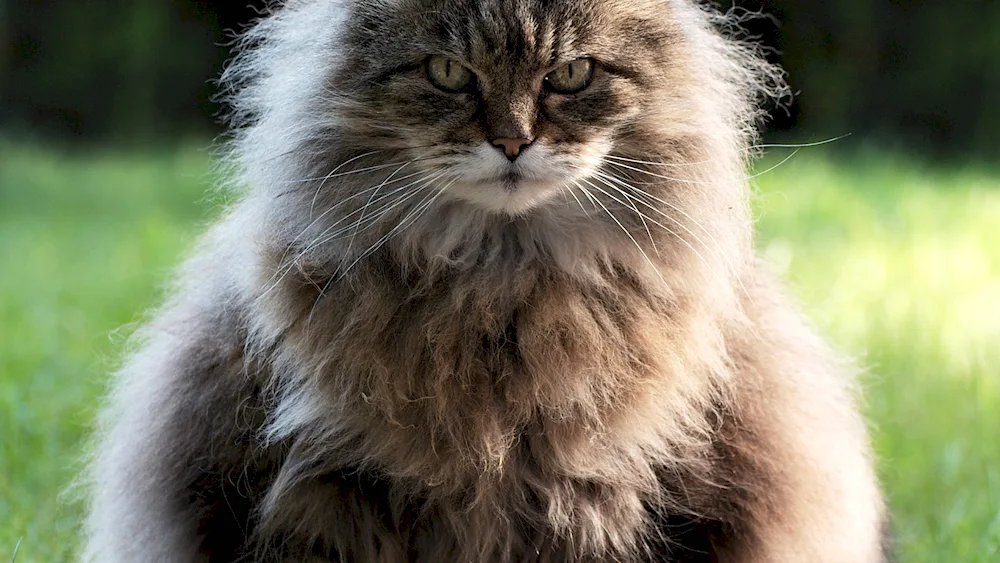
xmin=330 ymin=0 xmax=685 ymax=215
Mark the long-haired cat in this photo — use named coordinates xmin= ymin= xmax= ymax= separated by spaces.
xmin=83 ymin=0 xmax=890 ymax=561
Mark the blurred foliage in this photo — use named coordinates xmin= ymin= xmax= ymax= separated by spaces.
xmin=1 ymin=0 xmax=998 ymax=157
xmin=766 ymin=0 xmax=1000 ymax=158
xmin=1 ymin=0 xmax=226 ymax=141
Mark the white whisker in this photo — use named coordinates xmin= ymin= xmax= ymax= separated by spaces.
xmin=602 ymin=135 xmax=848 ymax=171
xmin=601 ymin=159 xmax=711 ymax=184
xmin=261 ymin=171 xmax=444 ymax=296
xmin=308 ymin=151 xmax=386 ymax=216
xmin=344 ymin=159 xmax=420 ymax=262
xmin=579 ymin=176 xmax=657 ymax=255
xmin=263 ymin=169 xmax=426 ymax=296
xmin=576 ymin=181 xmax=602 ymax=211
xmin=602 ymin=154 xmax=718 ymax=169
xmin=580 ymin=175 xmax=731 ymax=295
xmin=573 ymin=180 xmax=668 ymax=288
xmin=305 ymin=176 xmax=454 ymax=326
xmin=563 ymin=183 xmax=591 ymax=217
xmin=590 ymin=168 xmax=750 ymax=300
xmin=308 ymin=172 xmax=447 ymax=266
xmin=592 ymin=169 xmax=725 ymax=265
xmin=744 ymin=149 xmax=800 ymax=179
xmin=291 ymin=170 xmax=427 ymax=247
xmin=751 ymin=134 xmax=850 ymax=150
xmin=337 ymin=177 xmax=457 ymax=281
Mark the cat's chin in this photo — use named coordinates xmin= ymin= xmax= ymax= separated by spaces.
xmin=444 ymin=178 xmax=566 ymax=216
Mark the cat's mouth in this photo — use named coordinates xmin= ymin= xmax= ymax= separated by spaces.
xmin=499 ymin=170 xmax=523 ymax=191
xmin=444 ymin=175 xmax=562 ymax=215
xmin=437 ymin=141 xmax=588 ymax=214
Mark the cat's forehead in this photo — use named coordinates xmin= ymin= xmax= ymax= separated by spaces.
xmin=349 ymin=0 xmax=677 ymax=69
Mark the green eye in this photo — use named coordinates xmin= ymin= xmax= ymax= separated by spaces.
xmin=544 ymin=58 xmax=596 ymax=94
xmin=426 ymin=55 xmax=476 ymax=92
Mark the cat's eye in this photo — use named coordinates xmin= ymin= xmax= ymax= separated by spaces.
xmin=426 ymin=55 xmax=476 ymax=93
xmin=544 ymin=58 xmax=596 ymax=94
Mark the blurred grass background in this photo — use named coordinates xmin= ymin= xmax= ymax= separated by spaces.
xmin=2 ymin=0 xmax=1000 ymax=560
xmin=1 ymin=144 xmax=997 ymax=561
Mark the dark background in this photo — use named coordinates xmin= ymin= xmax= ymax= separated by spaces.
xmin=2 ymin=0 xmax=998 ymax=158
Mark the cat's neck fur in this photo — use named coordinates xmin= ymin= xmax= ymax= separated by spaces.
xmin=229 ymin=164 xmax=749 ymax=558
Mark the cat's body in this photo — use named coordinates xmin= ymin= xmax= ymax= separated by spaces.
xmin=83 ymin=0 xmax=889 ymax=561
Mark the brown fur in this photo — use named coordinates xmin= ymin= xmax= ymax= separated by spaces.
xmin=83 ymin=1 xmax=888 ymax=561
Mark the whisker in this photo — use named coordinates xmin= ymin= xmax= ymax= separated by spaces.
xmin=307 ymin=172 xmax=448 ymax=263
xmin=580 ymin=175 xmax=732 ymax=294
xmin=744 ymin=149 xmax=800 ymax=179
xmin=590 ymin=168 xmax=751 ymax=300
xmin=308 ymin=151 xmax=387 ymax=216
xmin=579 ymin=176 xmax=657 ymax=255
xmin=280 ymin=153 xmax=402 ymax=185
xmin=337 ymin=177 xmax=456 ymax=281
xmin=603 ymin=134 xmax=847 ymax=171
xmin=575 ymin=181 xmax=602 ymax=211
xmin=344 ymin=159 xmax=421 ymax=262
xmin=591 ymin=169 xmax=723 ymax=264
xmin=750 ymin=134 xmax=850 ymax=150
xmin=572 ymin=180 xmax=668 ymax=288
xmin=603 ymin=154 xmax=718 ymax=169
xmin=260 ymin=171 xmax=444 ymax=295
xmin=601 ymin=159 xmax=710 ymax=184
xmin=602 ymin=147 xmax=800 ymax=186
xmin=602 ymin=134 xmax=845 ymax=175
xmin=290 ymin=169 xmax=427 ymax=249
xmin=306 ymin=177 xmax=455 ymax=323
xmin=563 ymin=183 xmax=591 ymax=217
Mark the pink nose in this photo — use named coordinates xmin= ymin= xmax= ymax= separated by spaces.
xmin=492 ymin=137 xmax=534 ymax=161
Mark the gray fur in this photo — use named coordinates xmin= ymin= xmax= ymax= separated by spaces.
xmin=83 ymin=1 xmax=888 ymax=561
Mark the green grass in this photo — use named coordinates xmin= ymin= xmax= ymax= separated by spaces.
xmin=1 ymin=142 xmax=998 ymax=561
xmin=755 ymin=154 xmax=1000 ymax=560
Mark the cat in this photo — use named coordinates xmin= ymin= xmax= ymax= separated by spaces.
xmin=82 ymin=0 xmax=891 ymax=561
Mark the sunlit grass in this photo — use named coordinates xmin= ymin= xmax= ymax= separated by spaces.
xmin=755 ymin=154 xmax=1000 ymax=561
xmin=1 ymin=143 xmax=997 ymax=561
xmin=0 ymin=144 xmax=216 ymax=562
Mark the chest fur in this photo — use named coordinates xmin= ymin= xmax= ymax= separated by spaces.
xmin=259 ymin=264 xmax=728 ymax=560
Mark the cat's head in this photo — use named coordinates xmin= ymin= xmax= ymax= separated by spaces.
xmin=328 ymin=0 xmax=687 ymax=214
xmin=225 ymin=0 xmax=785 ymax=275
xmin=317 ymin=0 xmax=761 ymax=215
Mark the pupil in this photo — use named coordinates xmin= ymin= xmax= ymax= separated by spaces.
xmin=568 ymin=63 xmax=574 ymax=80
xmin=446 ymin=59 xmax=452 ymax=78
